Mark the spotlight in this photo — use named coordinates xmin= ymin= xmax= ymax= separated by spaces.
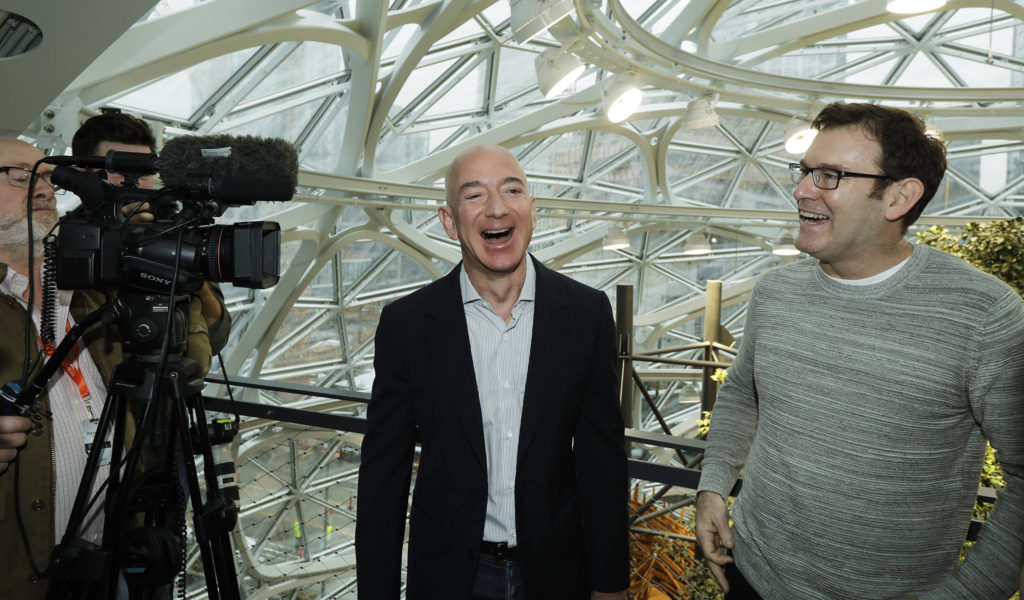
xmin=771 ymin=232 xmax=800 ymax=256
xmin=682 ymin=94 xmax=719 ymax=130
xmin=510 ymin=0 xmax=574 ymax=44
xmin=602 ymin=225 xmax=630 ymax=250
xmin=784 ymin=117 xmax=816 ymax=155
xmin=683 ymin=231 xmax=711 ymax=256
xmin=602 ymin=79 xmax=643 ymax=124
xmin=536 ymin=47 xmax=585 ymax=99
xmin=886 ymin=0 xmax=946 ymax=14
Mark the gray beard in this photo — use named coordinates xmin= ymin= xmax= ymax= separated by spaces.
xmin=0 ymin=215 xmax=56 ymax=259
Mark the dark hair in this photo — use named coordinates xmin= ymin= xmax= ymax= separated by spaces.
xmin=811 ymin=102 xmax=947 ymax=229
xmin=72 ymin=111 xmax=157 ymax=156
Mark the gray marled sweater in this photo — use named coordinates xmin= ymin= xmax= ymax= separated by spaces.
xmin=698 ymin=244 xmax=1024 ymax=600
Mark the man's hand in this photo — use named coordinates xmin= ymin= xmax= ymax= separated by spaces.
xmin=122 ymin=201 xmax=153 ymax=223
xmin=591 ymin=590 xmax=627 ymax=600
xmin=0 ymin=416 xmax=33 ymax=473
xmin=695 ymin=490 xmax=734 ymax=592
xmin=196 ymin=283 xmax=224 ymax=327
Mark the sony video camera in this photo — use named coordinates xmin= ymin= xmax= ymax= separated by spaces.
xmin=47 ymin=134 xmax=298 ymax=295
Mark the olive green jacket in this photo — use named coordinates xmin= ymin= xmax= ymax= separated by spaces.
xmin=0 ymin=263 xmax=224 ymax=599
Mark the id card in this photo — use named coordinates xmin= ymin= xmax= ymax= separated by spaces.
xmin=81 ymin=418 xmax=112 ymax=467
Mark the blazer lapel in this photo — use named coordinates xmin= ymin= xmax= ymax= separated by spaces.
xmin=425 ymin=265 xmax=487 ymax=469
xmin=518 ymin=259 xmax=571 ymax=465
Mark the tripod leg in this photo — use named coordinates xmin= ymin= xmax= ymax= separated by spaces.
xmin=167 ymin=362 xmax=241 ymax=600
xmin=47 ymin=384 xmax=127 ymax=600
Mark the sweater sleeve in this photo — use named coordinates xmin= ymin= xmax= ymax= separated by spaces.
xmin=697 ymin=282 xmax=761 ymax=499
xmin=921 ymin=290 xmax=1024 ymax=600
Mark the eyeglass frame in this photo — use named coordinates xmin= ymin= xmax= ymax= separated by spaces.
xmin=0 ymin=165 xmax=64 ymax=194
xmin=788 ymin=162 xmax=893 ymax=190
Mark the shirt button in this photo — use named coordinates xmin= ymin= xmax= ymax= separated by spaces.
xmin=503 ymin=381 xmax=510 ymax=389
xmin=506 ymin=430 xmax=513 ymax=438
xmin=502 ymin=333 xmax=508 ymax=341
xmin=31 ymin=499 xmax=45 ymax=511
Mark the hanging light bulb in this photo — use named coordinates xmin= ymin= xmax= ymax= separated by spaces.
xmin=683 ymin=230 xmax=711 ymax=256
xmin=682 ymin=93 xmax=719 ymax=130
xmin=602 ymin=78 xmax=643 ymax=123
xmin=784 ymin=117 xmax=817 ymax=155
xmin=771 ymin=232 xmax=800 ymax=256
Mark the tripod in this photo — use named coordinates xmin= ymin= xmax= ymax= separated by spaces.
xmin=16 ymin=290 xmax=240 ymax=600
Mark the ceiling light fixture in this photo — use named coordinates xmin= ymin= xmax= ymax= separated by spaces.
xmin=886 ymin=0 xmax=947 ymax=14
xmin=602 ymin=225 xmax=630 ymax=250
xmin=602 ymin=77 xmax=643 ymax=123
xmin=510 ymin=0 xmax=574 ymax=44
xmin=683 ymin=230 xmax=711 ymax=256
xmin=682 ymin=93 xmax=719 ymax=130
xmin=784 ymin=117 xmax=817 ymax=155
xmin=535 ymin=46 xmax=585 ymax=99
xmin=771 ymin=232 xmax=800 ymax=256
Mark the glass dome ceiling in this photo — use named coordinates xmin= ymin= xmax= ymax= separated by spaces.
xmin=17 ymin=0 xmax=1024 ymax=597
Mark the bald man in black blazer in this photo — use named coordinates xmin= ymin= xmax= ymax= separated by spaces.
xmin=355 ymin=145 xmax=628 ymax=599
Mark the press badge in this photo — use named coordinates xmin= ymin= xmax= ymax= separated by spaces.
xmin=82 ymin=418 xmax=112 ymax=467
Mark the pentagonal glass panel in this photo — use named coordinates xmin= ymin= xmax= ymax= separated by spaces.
xmin=423 ymin=60 xmax=487 ymax=118
xmin=496 ymin=46 xmax=539 ymax=104
xmin=244 ymin=42 xmax=346 ymax=101
xmin=222 ymin=97 xmax=322 ymax=144
xmin=520 ymin=132 xmax=588 ymax=178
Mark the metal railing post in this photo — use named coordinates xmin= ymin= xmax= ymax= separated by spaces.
xmin=616 ymin=284 xmax=634 ymax=455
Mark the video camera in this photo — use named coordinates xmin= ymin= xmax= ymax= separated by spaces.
xmin=46 ymin=134 xmax=298 ymax=295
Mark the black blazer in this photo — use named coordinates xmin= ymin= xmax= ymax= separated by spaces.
xmin=356 ymin=257 xmax=629 ymax=599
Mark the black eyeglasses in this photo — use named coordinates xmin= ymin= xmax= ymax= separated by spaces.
xmin=0 ymin=166 xmax=64 ymax=194
xmin=789 ymin=163 xmax=892 ymax=190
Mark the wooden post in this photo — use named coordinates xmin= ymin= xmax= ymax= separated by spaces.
xmin=701 ymin=280 xmax=722 ymax=416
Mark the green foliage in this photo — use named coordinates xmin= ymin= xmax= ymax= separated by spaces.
xmin=916 ymin=217 xmax=1024 ymax=297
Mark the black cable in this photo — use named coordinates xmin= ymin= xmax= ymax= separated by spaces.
xmin=175 ymin=469 xmax=187 ymax=600
xmin=19 ymin=160 xmax=48 ymax=385
xmin=40 ymin=234 xmax=58 ymax=348
xmin=215 ymin=353 xmax=240 ymax=429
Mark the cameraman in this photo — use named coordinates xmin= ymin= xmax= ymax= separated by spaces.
xmin=0 ymin=136 xmax=219 ymax=598
xmin=71 ymin=111 xmax=232 ymax=352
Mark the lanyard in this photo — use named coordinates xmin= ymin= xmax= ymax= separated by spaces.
xmin=42 ymin=317 xmax=93 ymax=408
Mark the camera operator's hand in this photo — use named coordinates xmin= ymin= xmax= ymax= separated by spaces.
xmin=197 ymin=283 xmax=224 ymax=327
xmin=122 ymin=201 xmax=154 ymax=223
xmin=0 ymin=416 xmax=33 ymax=474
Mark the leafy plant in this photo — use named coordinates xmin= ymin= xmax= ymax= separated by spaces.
xmin=916 ymin=217 xmax=1024 ymax=296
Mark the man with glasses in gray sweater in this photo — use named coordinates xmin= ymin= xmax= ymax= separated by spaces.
xmin=696 ymin=103 xmax=1024 ymax=599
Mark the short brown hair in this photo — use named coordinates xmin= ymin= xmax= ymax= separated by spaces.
xmin=812 ymin=102 xmax=947 ymax=229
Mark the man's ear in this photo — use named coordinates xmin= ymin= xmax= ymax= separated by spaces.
xmin=438 ymin=204 xmax=459 ymax=240
xmin=884 ymin=177 xmax=924 ymax=223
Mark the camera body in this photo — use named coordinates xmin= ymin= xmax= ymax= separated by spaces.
xmin=51 ymin=166 xmax=282 ymax=294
